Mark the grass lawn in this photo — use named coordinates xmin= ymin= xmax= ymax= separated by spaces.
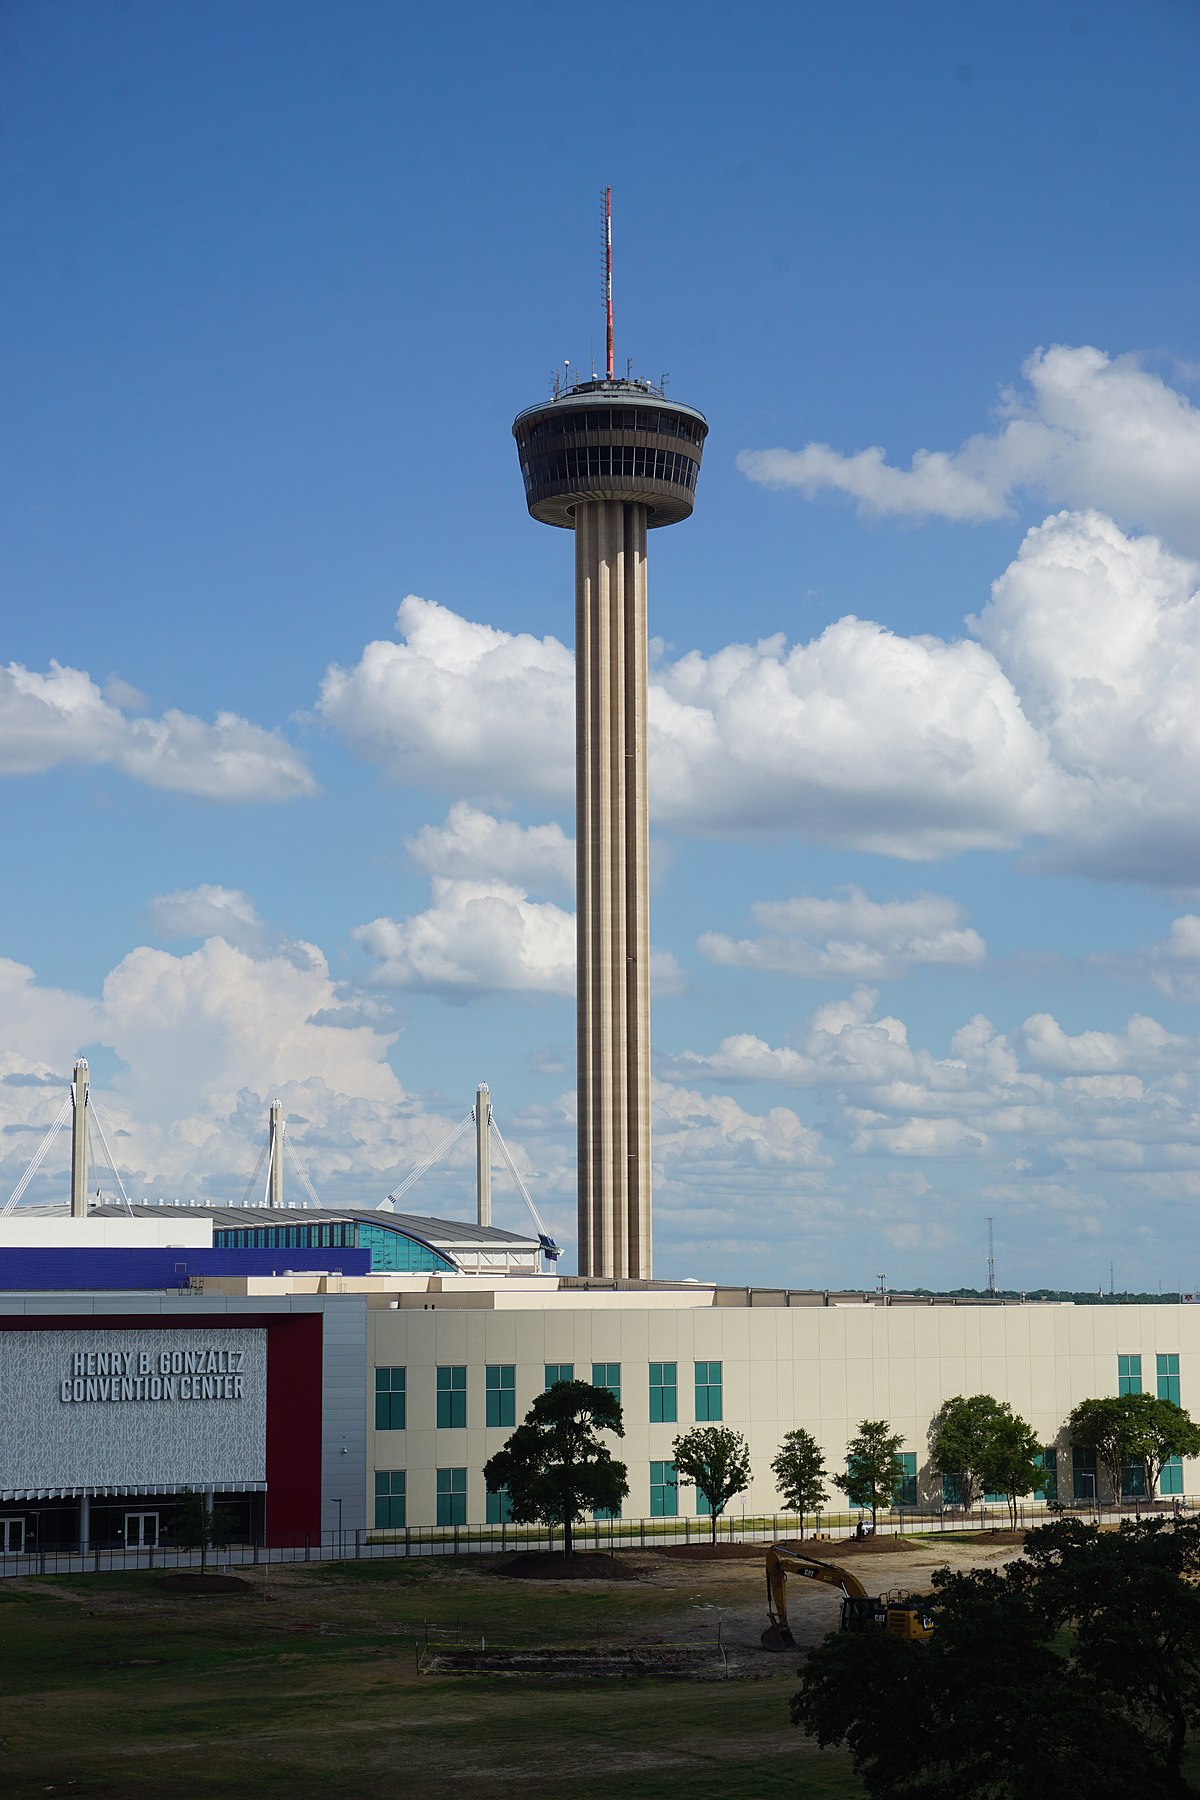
xmin=0 ymin=1555 xmax=863 ymax=1799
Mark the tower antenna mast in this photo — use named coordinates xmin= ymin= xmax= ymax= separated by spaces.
xmin=603 ymin=185 xmax=614 ymax=381
xmin=987 ymin=1216 xmax=996 ymax=1297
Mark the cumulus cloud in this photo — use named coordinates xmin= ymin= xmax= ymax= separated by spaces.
xmin=407 ymin=802 xmax=574 ymax=894
xmin=148 ymin=885 xmax=268 ymax=952
xmin=1143 ymin=915 xmax=1200 ymax=1003
xmin=0 ymin=932 xmax=466 ymax=1210
xmin=0 ymin=660 xmax=316 ymax=801
xmin=672 ymin=987 xmax=1200 ymax=1187
xmin=737 ymin=345 xmax=1200 ymax=551
xmin=318 ymin=508 xmax=1200 ymax=881
xmin=699 ymin=887 xmax=985 ymax=979
xmin=319 ymin=597 xmax=573 ymax=803
xmin=355 ymin=879 xmax=577 ymax=997
xmin=354 ymin=804 xmax=680 ymax=999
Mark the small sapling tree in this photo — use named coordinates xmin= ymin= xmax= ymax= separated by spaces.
xmin=672 ymin=1426 xmax=751 ymax=1543
xmin=834 ymin=1421 xmax=906 ymax=1529
xmin=482 ymin=1380 xmax=627 ymax=1560
xmin=172 ymin=1488 xmax=237 ymax=1573
xmin=771 ymin=1428 xmax=829 ymax=1529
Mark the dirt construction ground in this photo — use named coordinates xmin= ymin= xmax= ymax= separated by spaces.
xmin=0 ymin=1534 xmax=1026 ymax=1800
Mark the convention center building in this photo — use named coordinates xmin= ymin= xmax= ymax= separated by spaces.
xmin=2 ymin=1202 xmax=1198 ymax=1555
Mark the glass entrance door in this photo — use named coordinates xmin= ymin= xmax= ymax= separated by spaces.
xmin=0 ymin=1517 xmax=25 ymax=1554
xmin=124 ymin=1511 xmax=159 ymax=1549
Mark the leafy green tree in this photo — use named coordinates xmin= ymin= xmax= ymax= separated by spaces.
xmin=929 ymin=1393 xmax=1045 ymax=1518
xmin=1068 ymin=1395 xmax=1136 ymax=1501
xmin=794 ymin=1517 xmax=1200 ymax=1796
xmin=979 ymin=1407 xmax=1051 ymax=1527
xmin=770 ymin=1428 xmax=829 ymax=1524
xmin=482 ymin=1380 xmax=627 ymax=1559
xmin=833 ymin=1421 xmax=905 ymax=1528
xmin=672 ymin=1426 xmax=751 ymax=1542
xmin=172 ymin=1488 xmax=237 ymax=1573
xmin=1124 ymin=1394 xmax=1200 ymax=1497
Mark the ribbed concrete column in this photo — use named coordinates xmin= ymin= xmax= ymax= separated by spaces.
xmin=575 ymin=499 xmax=652 ymax=1279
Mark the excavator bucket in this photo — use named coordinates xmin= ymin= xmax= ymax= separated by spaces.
xmin=760 ymin=1623 xmax=796 ymax=1652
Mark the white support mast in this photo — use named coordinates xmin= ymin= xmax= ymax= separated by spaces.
xmin=268 ymin=1100 xmax=285 ymax=1208
xmin=70 ymin=1059 xmax=90 ymax=1218
xmin=475 ymin=1082 xmax=492 ymax=1228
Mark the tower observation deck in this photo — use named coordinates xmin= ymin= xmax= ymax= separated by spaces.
xmin=513 ymin=244 xmax=708 ymax=1279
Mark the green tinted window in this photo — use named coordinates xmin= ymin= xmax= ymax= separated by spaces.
xmin=544 ymin=1363 xmax=574 ymax=1389
xmin=649 ymin=1362 xmax=677 ymax=1423
xmin=592 ymin=1363 xmax=621 ymax=1403
xmin=650 ymin=1461 xmax=678 ymax=1517
xmin=485 ymin=1364 xmax=515 ymax=1428
xmin=436 ymin=1365 xmax=467 ymax=1429
xmin=374 ymin=1366 xmax=406 ymax=1431
xmin=374 ymin=1469 xmax=406 ymax=1529
xmin=436 ymin=1467 xmax=467 ymax=1526
xmin=1158 ymin=1353 xmax=1181 ymax=1405
xmin=898 ymin=1451 xmax=917 ymax=1507
xmin=694 ymin=1361 xmax=722 ymax=1422
xmin=1118 ymin=1353 xmax=1142 ymax=1396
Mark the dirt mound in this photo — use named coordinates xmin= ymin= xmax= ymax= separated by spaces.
xmin=154 ymin=1573 xmax=252 ymax=1595
xmin=492 ymin=1551 xmax=639 ymax=1582
xmin=658 ymin=1543 xmax=766 ymax=1560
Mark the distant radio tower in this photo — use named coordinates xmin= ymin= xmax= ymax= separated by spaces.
xmin=986 ymin=1217 xmax=996 ymax=1297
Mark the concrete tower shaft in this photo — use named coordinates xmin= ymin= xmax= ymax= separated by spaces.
xmin=575 ymin=499 xmax=652 ymax=1278
xmin=514 ymin=380 xmax=707 ymax=1279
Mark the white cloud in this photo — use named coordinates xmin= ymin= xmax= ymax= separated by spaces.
xmin=148 ymin=885 xmax=268 ymax=952
xmin=1144 ymin=915 xmax=1200 ymax=1003
xmin=319 ymin=508 xmax=1200 ymax=882
xmin=0 ymin=660 xmax=316 ymax=801
xmin=407 ymin=802 xmax=574 ymax=894
xmin=0 ymin=932 xmax=464 ymax=1208
xmin=671 ymin=988 xmax=1200 ymax=1189
xmin=699 ymin=887 xmax=985 ymax=979
xmin=737 ymin=345 xmax=1200 ymax=551
xmin=1020 ymin=1011 xmax=1185 ymax=1075
xmin=318 ymin=597 xmax=573 ymax=803
xmin=355 ymin=803 xmax=680 ymax=999
xmin=355 ymin=879 xmax=577 ymax=997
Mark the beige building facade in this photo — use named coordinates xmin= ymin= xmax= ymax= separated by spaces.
xmin=364 ymin=1281 xmax=1200 ymax=1529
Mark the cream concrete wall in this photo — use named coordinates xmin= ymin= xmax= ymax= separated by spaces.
xmin=367 ymin=1301 xmax=1200 ymax=1528
xmin=0 ymin=1215 xmax=213 ymax=1248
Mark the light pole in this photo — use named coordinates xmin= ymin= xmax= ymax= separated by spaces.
xmin=1082 ymin=1472 xmax=1098 ymax=1522
xmin=332 ymin=1496 xmax=343 ymax=1559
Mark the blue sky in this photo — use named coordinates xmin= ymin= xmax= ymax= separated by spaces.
xmin=4 ymin=0 xmax=1200 ymax=1290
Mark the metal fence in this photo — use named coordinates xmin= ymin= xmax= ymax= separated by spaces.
xmin=2 ymin=1493 xmax=1191 ymax=1580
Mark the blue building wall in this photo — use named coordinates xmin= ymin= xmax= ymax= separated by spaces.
xmin=0 ymin=1246 xmax=372 ymax=1291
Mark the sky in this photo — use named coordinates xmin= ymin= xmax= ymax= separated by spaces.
xmin=3 ymin=0 xmax=1200 ymax=1291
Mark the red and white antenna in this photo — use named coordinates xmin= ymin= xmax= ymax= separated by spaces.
xmin=603 ymin=185 xmax=614 ymax=382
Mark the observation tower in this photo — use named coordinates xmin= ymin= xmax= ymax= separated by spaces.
xmin=512 ymin=191 xmax=707 ymax=1279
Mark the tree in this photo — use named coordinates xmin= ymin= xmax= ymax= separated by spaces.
xmin=482 ymin=1379 xmax=628 ymax=1559
xmin=979 ymin=1408 xmax=1051 ymax=1527
xmin=929 ymin=1393 xmax=1045 ymax=1519
xmin=1125 ymin=1393 xmax=1200 ymax=1497
xmin=172 ymin=1488 xmax=237 ymax=1573
xmin=672 ymin=1426 xmax=751 ymax=1543
xmin=833 ymin=1421 xmax=905 ymax=1528
xmin=1069 ymin=1395 xmax=1136 ymax=1501
xmin=770 ymin=1428 xmax=829 ymax=1524
xmin=793 ymin=1517 xmax=1200 ymax=1796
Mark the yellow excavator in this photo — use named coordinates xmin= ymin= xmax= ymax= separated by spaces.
xmin=761 ymin=1543 xmax=935 ymax=1651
